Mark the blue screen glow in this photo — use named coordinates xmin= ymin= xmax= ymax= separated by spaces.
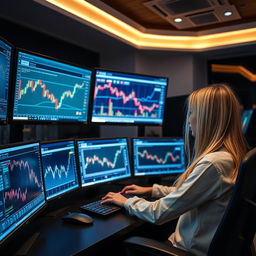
xmin=13 ymin=51 xmax=92 ymax=122
xmin=41 ymin=140 xmax=79 ymax=200
xmin=77 ymin=138 xmax=131 ymax=187
xmin=91 ymin=70 xmax=168 ymax=124
xmin=133 ymin=138 xmax=185 ymax=176
xmin=0 ymin=143 xmax=45 ymax=243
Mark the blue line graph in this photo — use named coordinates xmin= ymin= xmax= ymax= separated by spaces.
xmin=41 ymin=142 xmax=79 ymax=198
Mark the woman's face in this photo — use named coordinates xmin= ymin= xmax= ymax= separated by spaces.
xmin=188 ymin=110 xmax=196 ymax=136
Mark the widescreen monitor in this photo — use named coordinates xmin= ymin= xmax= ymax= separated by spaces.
xmin=0 ymin=142 xmax=45 ymax=244
xmin=12 ymin=50 xmax=92 ymax=123
xmin=91 ymin=69 xmax=168 ymax=124
xmin=0 ymin=37 xmax=12 ymax=123
xmin=40 ymin=140 xmax=79 ymax=200
xmin=132 ymin=137 xmax=186 ymax=176
xmin=241 ymin=109 xmax=254 ymax=133
xmin=77 ymin=138 xmax=131 ymax=187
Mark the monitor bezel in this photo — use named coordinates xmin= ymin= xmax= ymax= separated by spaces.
xmin=0 ymin=36 xmax=14 ymax=125
xmin=40 ymin=138 xmax=80 ymax=201
xmin=0 ymin=140 xmax=47 ymax=246
xmin=75 ymin=137 xmax=132 ymax=188
xmin=10 ymin=48 xmax=93 ymax=125
xmin=88 ymin=68 xmax=169 ymax=126
xmin=131 ymin=136 xmax=186 ymax=178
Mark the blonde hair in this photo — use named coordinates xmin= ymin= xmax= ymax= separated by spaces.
xmin=175 ymin=84 xmax=248 ymax=188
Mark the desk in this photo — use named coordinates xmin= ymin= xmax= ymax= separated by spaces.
xmin=28 ymin=208 xmax=144 ymax=256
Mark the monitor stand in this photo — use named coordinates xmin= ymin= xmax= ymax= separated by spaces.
xmin=15 ymin=232 xmax=40 ymax=256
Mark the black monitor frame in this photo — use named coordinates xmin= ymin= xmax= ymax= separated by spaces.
xmin=75 ymin=137 xmax=132 ymax=188
xmin=10 ymin=48 xmax=93 ymax=124
xmin=88 ymin=68 xmax=169 ymax=126
xmin=0 ymin=36 xmax=14 ymax=125
xmin=40 ymin=138 xmax=80 ymax=202
xmin=0 ymin=140 xmax=46 ymax=247
xmin=131 ymin=137 xmax=186 ymax=178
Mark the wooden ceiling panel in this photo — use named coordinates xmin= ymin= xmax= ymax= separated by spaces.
xmin=99 ymin=0 xmax=256 ymax=31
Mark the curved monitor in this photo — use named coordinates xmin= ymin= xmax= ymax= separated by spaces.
xmin=0 ymin=37 xmax=12 ymax=124
xmin=90 ymin=69 xmax=168 ymax=125
xmin=12 ymin=50 xmax=92 ymax=123
xmin=0 ymin=142 xmax=46 ymax=244
xmin=132 ymin=137 xmax=185 ymax=176
xmin=76 ymin=138 xmax=131 ymax=187
xmin=40 ymin=140 xmax=79 ymax=200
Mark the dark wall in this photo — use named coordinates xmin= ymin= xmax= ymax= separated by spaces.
xmin=208 ymin=55 xmax=256 ymax=109
xmin=162 ymin=95 xmax=188 ymax=137
xmin=0 ymin=18 xmax=100 ymax=143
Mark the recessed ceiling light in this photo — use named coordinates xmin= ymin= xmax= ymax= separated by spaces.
xmin=174 ymin=18 xmax=182 ymax=23
xmin=224 ymin=11 xmax=233 ymax=16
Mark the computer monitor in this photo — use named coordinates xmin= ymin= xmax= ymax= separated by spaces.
xmin=0 ymin=37 xmax=12 ymax=124
xmin=40 ymin=140 xmax=79 ymax=200
xmin=12 ymin=50 xmax=92 ymax=123
xmin=91 ymin=69 xmax=168 ymax=124
xmin=76 ymin=138 xmax=131 ymax=187
xmin=132 ymin=137 xmax=186 ymax=176
xmin=241 ymin=109 xmax=254 ymax=133
xmin=0 ymin=142 xmax=46 ymax=244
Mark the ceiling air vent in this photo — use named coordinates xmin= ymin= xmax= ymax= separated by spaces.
xmin=144 ymin=0 xmax=241 ymax=30
xmin=159 ymin=0 xmax=212 ymax=15
xmin=188 ymin=11 xmax=219 ymax=25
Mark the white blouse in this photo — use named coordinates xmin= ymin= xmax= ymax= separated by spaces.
xmin=124 ymin=151 xmax=234 ymax=256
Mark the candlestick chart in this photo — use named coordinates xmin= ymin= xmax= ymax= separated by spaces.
xmin=93 ymin=80 xmax=161 ymax=118
xmin=92 ymin=71 xmax=167 ymax=124
xmin=137 ymin=145 xmax=182 ymax=167
xmin=13 ymin=51 xmax=92 ymax=122
xmin=83 ymin=146 xmax=125 ymax=175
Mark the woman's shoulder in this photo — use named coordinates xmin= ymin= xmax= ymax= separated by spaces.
xmin=198 ymin=151 xmax=234 ymax=173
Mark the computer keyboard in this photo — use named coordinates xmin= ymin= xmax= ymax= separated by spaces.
xmin=80 ymin=200 xmax=121 ymax=216
xmin=79 ymin=193 xmax=135 ymax=216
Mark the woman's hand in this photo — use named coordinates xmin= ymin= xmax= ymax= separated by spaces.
xmin=120 ymin=184 xmax=153 ymax=196
xmin=101 ymin=192 xmax=127 ymax=207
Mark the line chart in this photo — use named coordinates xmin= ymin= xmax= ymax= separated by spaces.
xmin=83 ymin=146 xmax=125 ymax=175
xmin=137 ymin=146 xmax=183 ymax=166
xmin=4 ymin=188 xmax=28 ymax=202
xmin=138 ymin=149 xmax=180 ymax=165
xmin=8 ymin=160 xmax=41 ymax=188
xmin=42 ymin=148 xmax=78 ymax=192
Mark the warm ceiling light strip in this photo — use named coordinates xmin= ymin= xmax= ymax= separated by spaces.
xmin=44 ymin=0 xmax=256 ymax=50
xmin=212 ymin=64 xmax=256 ymax=82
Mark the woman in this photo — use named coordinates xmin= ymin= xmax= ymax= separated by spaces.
xmin=102 ymin=84 xmax=248 ymax=256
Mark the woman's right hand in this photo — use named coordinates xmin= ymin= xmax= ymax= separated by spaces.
xmin=120 ymin=184 xmax=153 ymax=196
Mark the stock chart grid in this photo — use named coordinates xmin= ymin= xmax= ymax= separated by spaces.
xmin=91 ymin=70 xmax=168 ymax=124
xmin=133 ymin=138 xmax=185 ymax=176
xmin=0 ymin=143 xmax=45 ymax=242
xmin=41 ymin=141 xmax=79 ymax=200
xmin=77 ymin=138 xmax=131 ymax=187
xmin=13 ymin=51 xmax=92 ymax=122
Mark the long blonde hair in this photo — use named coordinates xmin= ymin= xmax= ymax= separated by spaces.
xmin=175 ymin=84 xmax=248 ymax=188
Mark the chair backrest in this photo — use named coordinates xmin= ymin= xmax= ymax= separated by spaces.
xmin=208 ymin=148 xmax=256 ymax=256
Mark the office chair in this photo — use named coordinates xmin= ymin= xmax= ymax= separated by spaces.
xmin=123 ymin=148 xmax=256 ymax=256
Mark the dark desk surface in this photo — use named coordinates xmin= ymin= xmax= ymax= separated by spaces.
xmin=28 ymin=208 xmax=144 ymax=256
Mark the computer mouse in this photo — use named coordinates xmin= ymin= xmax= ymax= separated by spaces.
xmin=62 ymin=212 xmax=94 ymax=224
